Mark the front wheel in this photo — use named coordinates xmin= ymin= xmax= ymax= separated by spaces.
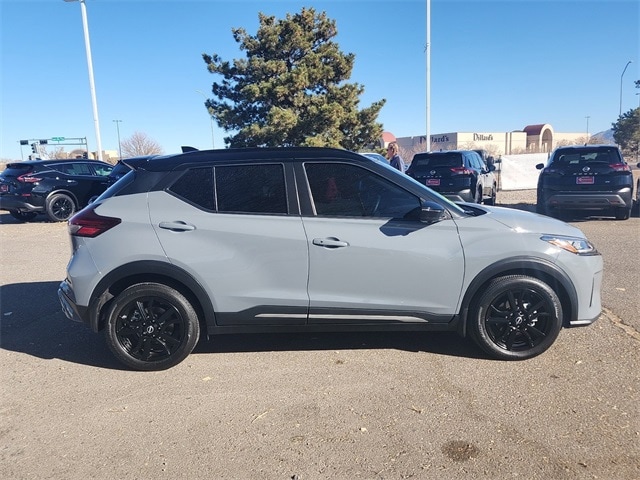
xmin=104 ymin=283 xmax=200 ymax=370
xmin=469 ymin=275 xmax=562 ymax=360
xmin=45 ymin=193 xmax=76 ymax=222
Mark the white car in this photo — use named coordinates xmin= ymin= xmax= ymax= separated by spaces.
xmin=58 ymin=147 xmax=603 ymax=370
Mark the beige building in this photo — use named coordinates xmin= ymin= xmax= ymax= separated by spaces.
xmin=394 ymin=123 xmax=590 ymax=158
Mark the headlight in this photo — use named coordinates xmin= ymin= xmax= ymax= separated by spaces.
xmin=541 ymin=235 xmax=598 ymax=255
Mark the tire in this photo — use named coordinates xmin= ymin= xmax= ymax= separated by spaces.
xmin=474 ymin=185 xmax=483 ymax=204
xmin=104 ymin=283 xmax=200 ymax=371
xmin=469 ymin=275 xmax=563 ymax=360
xmin=45 ymin=193 xmax=76 ymax=222
xmin=614 ymin=207 xmax=630 ymax=221
xmin=9 ymin=210 xmax=38 ymax=222
xmin=535 ymin=194 xmax=546 ymax=215
xmin=484 ymin=185 xmax=497 ymax=206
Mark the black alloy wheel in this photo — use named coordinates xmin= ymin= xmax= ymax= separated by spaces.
xmin=45 ymin=193 xmax=76 ymax=222
xmin=470 ymin=275 xmax=562 ymax=360
xmin=105 ymin=283 xmax=200 ymax=370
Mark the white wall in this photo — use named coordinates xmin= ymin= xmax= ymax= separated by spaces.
xmin=498 ymin=153 xmax=548 ymax=190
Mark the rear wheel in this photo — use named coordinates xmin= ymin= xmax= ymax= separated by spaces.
xmin=105 ymin=283 xmax=200 ymax=371
xmin=469 ymin=275 xmax=563 ymax=360
xmin=9 ymin=210 xmax=38 ymax=222
xmin=474 ymin=185 xmax=483 ymax=204
xmin=484 ymin=185 xmax=497 ymax=206
xmin=614 ymin=206 xmax=631 ymax=220
xmin=45 ymin=193 xmax=76 ymax=222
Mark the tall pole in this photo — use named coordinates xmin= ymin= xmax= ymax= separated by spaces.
xmin=196 ymin=90 xmax=215 ymax=149
xmin=619 ymin=60 xmax=632 ymax=118
xmin=425 ymin=0 xmax=431 ymax=152
xmin=113 ymin=120 xmax=123 ymax=160
xmin=585 ymin=116 xmax=590 ymax=141
xmin=65 ymin=0 xmax=103 ymax=161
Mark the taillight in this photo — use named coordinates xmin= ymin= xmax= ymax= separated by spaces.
xmin=17 ymin=173 xmax=42 ymax=183
xmin=68 ymin=207 xmax=121 ymax=238
xmin=450 ymin=167 xmax=473 ymax=175
xmin=609 ymin=163 xmax=630 ymax=172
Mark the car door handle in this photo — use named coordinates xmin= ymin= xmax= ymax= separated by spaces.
xmin=312 ymin=237 xmax=349 ymax=248
xmin=159 ymin=221 xmax=196 ymax=232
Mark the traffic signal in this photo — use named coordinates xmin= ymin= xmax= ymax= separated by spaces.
xmin=31 ymin=143 xmax=38 ymax=153
xmin=82 ymin=151 xmax=88 ymax=159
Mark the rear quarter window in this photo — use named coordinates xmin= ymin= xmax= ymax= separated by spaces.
xmin=168 ymin=167 xmax=215 ymax=210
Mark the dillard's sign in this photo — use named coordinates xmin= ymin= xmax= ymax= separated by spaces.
xmin=473 ymin=133 xmax=494 ymax=141
xmin=431 ymin=135 xmax=450 ymax=143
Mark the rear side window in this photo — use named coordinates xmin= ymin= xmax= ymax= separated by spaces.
xmin=215 ymin=164 xmax=287 ymax=214
xmin=51 ymin=162 xmax=95 ymax=176
xmin=170 ymin=167 xmax=215 ymax=210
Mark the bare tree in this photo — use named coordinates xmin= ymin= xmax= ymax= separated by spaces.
xmin=120 ymin=131 xmax=164 ymax=158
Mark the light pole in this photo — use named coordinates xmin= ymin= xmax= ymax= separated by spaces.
xmin=195 ymin=90 xmax=215 ymax=149
xmin=585 ymin=116 xmax=590 ymax=142
xmin=64 ymin=0 xmax=103 ymax=161
xmin=113 ymin=120 xmax=123 ymax=160
xmin=619 ymin=60 xmax=632 ymax=118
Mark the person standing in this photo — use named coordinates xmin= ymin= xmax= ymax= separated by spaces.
xmin=386 ymin=142 xmax=405 ymax=172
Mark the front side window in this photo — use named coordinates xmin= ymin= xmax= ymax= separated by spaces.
xmin=215 ymin=164 xmax=287 ymax=214
xmin=305 ymin=163 xmax=420 ymax=219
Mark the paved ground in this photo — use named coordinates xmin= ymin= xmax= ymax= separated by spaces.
xmin=1 ymin=188 xmax=639 ymax=480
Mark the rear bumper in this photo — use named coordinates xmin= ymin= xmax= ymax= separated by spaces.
xmin=444 ymin=191 xmax=474 ymax=203
xmin=0 ymin=195 xmax=44 ymax=213
xmin=58 ymin=280 xmax=90 ymax=326
xmin=544 ymin=189 xmax=633 ymax=211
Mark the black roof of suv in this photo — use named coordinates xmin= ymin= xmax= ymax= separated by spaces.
xmin=535 ymin=144 xmax=633 ymax=220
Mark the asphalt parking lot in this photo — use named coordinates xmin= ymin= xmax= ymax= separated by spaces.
xmin=1 ymin=196 xmax=639 ymax=480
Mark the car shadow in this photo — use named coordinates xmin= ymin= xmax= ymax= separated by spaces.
xmin=0 ymin=212 xmax=52 ymax=224
xmin=0 ymin=281 xmax=489 ymax=370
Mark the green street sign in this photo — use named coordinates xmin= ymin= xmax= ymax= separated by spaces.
xmin=51 ymin=136 xmax=65 ymax=141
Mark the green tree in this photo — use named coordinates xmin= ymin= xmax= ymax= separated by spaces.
xmin=612 ymin=108 xmax=640 ymax=158
xmin=202 ymin=7 xmax=385 ymax=150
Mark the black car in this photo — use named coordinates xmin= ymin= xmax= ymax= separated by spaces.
xmin=406 ymin=150 xmax=497 ymax=204
xmin=535 ymin=145 xmax=633 ymax=220
xmin=0 ymin=159 xmax=114 ymax=222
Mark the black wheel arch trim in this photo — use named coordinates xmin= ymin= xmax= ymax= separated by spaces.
xmin=86 ymin=260 xmax=216 ymax=332
xmin=46 ymin=189 xmax=80 ymax=209
xmin=458 ymin=256 xmax=578 ymax=336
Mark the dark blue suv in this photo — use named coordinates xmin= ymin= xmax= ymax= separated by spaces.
xmin=406 ymin=150 xmax=497 ymax=205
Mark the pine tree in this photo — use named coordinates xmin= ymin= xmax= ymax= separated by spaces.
xmin=202 ymin=7 xmax=385 ymax=150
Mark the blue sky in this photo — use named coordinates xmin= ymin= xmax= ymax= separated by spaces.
xmin=1 ymin=0 xmax=638 ymax=160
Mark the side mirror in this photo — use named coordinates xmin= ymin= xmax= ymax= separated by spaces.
xmin=535 ymin=163 xmax=545 ymax=170
xmin=419 ymin=201 xmax=446 ymax=224
xmin=637 ymin=162 xmax=640 ymax=168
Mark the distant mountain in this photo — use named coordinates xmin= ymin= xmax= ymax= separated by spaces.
xmin=591 ymin=129 xmax=614 ymax=143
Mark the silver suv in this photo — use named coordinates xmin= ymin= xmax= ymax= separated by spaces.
xmin=58 ymin=147 xmax=603 ymax=370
